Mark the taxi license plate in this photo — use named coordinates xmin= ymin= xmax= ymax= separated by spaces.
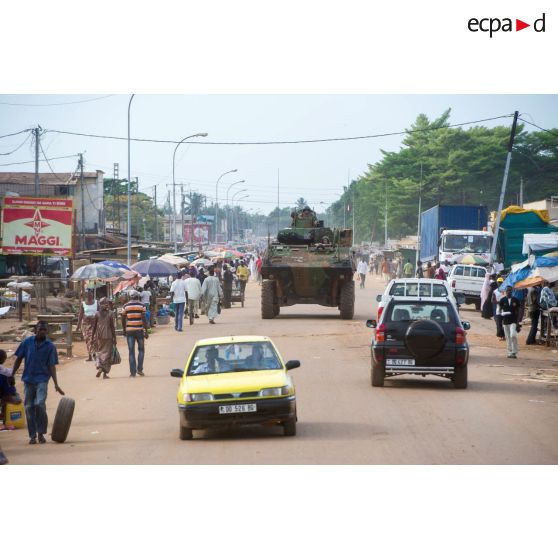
xmin=386 ymin=358 xmax=415 ymax=366
xmin=219 ymin=404 xmax=257 ymax=414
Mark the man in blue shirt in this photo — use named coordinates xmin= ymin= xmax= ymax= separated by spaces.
xmin=12 ymin=321 xmax=64 ymax=444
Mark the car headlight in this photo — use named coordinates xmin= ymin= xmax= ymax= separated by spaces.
xmin=259 ymin=386 xmax=290 ymax=397
xmin=184 ymin=393 xmax=214 ymax=402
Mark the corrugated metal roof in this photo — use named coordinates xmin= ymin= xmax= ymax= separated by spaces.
xmin=0 ymin=172 xmax=99 ymax=185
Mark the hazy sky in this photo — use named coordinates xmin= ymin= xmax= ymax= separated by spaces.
xmin=1 ymin=94 xmax=556 ymax=214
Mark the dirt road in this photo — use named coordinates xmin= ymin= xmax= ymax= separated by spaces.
xmin=3 ymin=275 xmax=558 ymax=464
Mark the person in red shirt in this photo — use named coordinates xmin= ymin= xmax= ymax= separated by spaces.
xmin=255 ymin=256 xmax=263 ymax=285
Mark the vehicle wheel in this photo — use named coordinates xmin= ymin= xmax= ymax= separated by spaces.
xmin=283 ymin=417 xmax=296 ymax=436
xmin=371 ymin=363 xmax=385 ymax=387
xmin=51 ymin=397 xmax=75 ymax=443
xmin=179 ymin=425 xmax=193 ymax=440
xmin=453 ymin=365 xmax=468 ymax=389
xmin=474 ymin=300 xmax=481 ymax=311
xmin=261 ymin=280 xmax=276 ymax=319
xmin=339 ymin=281 xmax=355 ymax=319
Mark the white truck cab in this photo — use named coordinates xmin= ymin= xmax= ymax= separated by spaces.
xmin=439 ymin=229 xmax=493 ymax=264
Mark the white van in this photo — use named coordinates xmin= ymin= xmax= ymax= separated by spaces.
xmin=448 ymin=264 xmax=487 ymax=309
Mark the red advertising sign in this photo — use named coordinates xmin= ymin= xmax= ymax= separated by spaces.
xmin=183 ymin=223 xmax=210 ymax=245
xmin=1 ymin=197 xmax=74 ymax=256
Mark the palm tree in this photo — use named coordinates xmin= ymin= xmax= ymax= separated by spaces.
xmin=295 ymin=197 xmax=309 ymax=210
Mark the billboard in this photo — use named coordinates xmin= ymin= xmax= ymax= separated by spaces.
xmin=183 ymin=223 xmax=210 ymax=245
xmin=1 ymin=197 xmax=74 ymax=256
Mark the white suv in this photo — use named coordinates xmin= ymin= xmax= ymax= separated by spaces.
xmin=447 ymin=264 xmax=487 ymax=310
xmin=375 ymin=278 xmax=463 ymax=321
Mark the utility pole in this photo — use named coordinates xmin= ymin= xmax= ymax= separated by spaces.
xmin=384 ymin=181 xmax=388 ymax=248
xmin=34 ymin=126 xmax=41 ymax=196
xmin=79 ymin=153 xmax=85 ymax=251
xmin=490 ymin=111 xmax=520 ymax=264
xmin=519 ymin=176 xmax=524 ymax=207
xmin=181 ymin=184 xmax=185 ymax=250
xmin=112 ymin=163 xmax=119 ymax=233
xmin=127 ymin=94 xmax=135 ymax=266
xmin=416 ymin=163 xmax=423 ymax=271
xmin=190 ymin=184 xmax=194 ymax=251
xmin=154 ymin=184 xmax=159 ymax=242
xmin=343 ymin=186 xmax=347 ymax=229
xmin=277 ymin=168 xmax=280 ymax=235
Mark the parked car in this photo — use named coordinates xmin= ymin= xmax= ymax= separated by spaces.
xmin=170 ymin=335 xmax=299 ymax=439
xmin=366 ymin=296 xmax=470 ymax=388
xmin=448 ymin=264 xmax=487 ymax=310
xmin=375 ymin=278 xmax=463 ymax=322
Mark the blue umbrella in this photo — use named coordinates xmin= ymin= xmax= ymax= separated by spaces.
xmin=131 ymin=259 xmax=178 ymax=277
xmin=99 ymin=260 xmax=131 ymax=271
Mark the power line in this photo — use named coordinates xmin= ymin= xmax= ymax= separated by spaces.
xmin=39 ymin=141 xmax=78 ymax=184
xmin=517 ymin=116 xmax=558 ymax=139
xmin=0 ymin=131 xmax=32 ymax=156
xmin=0 ymin=128 xmax=33 ymax=140
xmin=43 ymin=114 xmax=515 ymax=146
xmin=0 ymin=95 xmax=116 ymax=107
xmin=0 ymin=153 xmax=78 ymax=167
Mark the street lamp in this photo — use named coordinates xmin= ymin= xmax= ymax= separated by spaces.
xmin=231 ymin=192 xmax=249 ymax=239
xmin=172 ymin=132 xmax=208 ymax=252
xmin=215 ymin=169 xmax=237 ymax=243
xmin=127 ymin=94 xmax=135 ymax=266
xmin=226 ymin=179 xmax=245 ymax=242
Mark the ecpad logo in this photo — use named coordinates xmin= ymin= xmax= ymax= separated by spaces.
xmin=468 ymin=13 xmax=546 ymax=37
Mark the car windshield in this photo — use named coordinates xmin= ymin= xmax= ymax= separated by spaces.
xmin=443 ymin=235 xmax=491 ymax=253
xmin=187 ymin=341 xmax=282 ymax=375
xmin=387 ymin=302 xmax=454 ymax=324
xmin=390 ymin=282 xmax=448 ymax=297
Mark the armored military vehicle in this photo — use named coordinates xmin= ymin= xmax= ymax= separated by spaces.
xmin=260 ymin=207 xmax=356 ymax=319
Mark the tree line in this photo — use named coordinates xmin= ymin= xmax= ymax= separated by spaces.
xmin=327 ymin=109 xmax=558 ymax=244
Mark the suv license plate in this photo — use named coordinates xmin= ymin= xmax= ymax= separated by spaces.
xmin=219 ymin=404 xmax=257 ymax=414
xmin=386 ymin=359 xmax=415 ymax=366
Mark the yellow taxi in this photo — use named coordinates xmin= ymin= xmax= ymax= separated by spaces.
xmin=170 ymin=335 xmax=299 ymax=440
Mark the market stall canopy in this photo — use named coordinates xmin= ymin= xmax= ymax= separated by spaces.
xmin=7 ymin=281 xmax=34 ymax=289
xmin=158 ymin=253 xmax=189 ymax=266
xmin=191 ymin=258 xmax=212 ymax=266
xmin=71 ymin=263 xmax=127 ymax=281
xmin=131 ymin=259 xmax=178 ymax=277
xmin=522 ymin=233 xmax=558 ymax=255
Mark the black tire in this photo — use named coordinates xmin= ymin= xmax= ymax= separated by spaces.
xmin=371 ymin=363 xmax=385 ymax=387
xmin=339 ymin=281 xmax=355 ymax=320
xmin=261 ymin=280 xmax=276 ymax=319
xmin=405 ymin=320 xmax=446 ymax=359
xmin=51 ymin=397 xmax=75 ymax=443
xmin=283 ymin=417 xmax=296 ymax=436
xmin=453 ymin=365 xmax=468 ymax=389
xmin=179 ymin=425 xmax=193 ymax=440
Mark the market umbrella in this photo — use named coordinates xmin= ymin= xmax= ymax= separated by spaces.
xmin=452 ymin=254 xmax=489 ymax=265
xmin=71 ymin=263 xmax=127 ymax=281
xmin=514 ymin=276 xmax=545 ymax=289
xmin=131 ymin=259 xmax=178 ymax=277
xmin=99 ymin=260 xmax=131 ymax=271
xmin=158 ymin=253 xmax=189 ymax=266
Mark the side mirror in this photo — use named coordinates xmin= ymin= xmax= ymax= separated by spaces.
xmin=285 ymin=360 xmax=300 ymax=370
xmin=462 ymin=321 xmax=471 ymax=330
xmin=455 ymin=293 xmax=465 ymax=305
xmin=170 ymin=368 xmax=183 ymax=378
xmin=366 ymin=319 xmax=377 ymax=328
xmin=376 ymin=294 xmax=382 ymax=302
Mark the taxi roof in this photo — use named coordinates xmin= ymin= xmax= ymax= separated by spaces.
xmin=195 ymin=335 xmax=271 ymax=346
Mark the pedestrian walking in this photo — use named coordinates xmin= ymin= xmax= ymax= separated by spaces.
xmin=256 ymin=255 xmax=263 ymax=284
xmin=499 ymin=285 xmax=520 ymax=358
xmin=415 ymin=260 xmax=424 ymax=278
xmin=12 ymin=321 xmax=64 ymax=444
xmin=185 ymin=268 xmax=202 ymax=320
xmin=493 ymin=278 xmax=505 ymax=340
xmin=77 ymin=289 xmax=98 ymax=361
xmin=249 ymin=256 xmax=257 ymax=282
xmin=222 ymin=264 xmax=234 ymax=308
xmin=434 ymin=263 xmax=447 ymax=281
xmin=198 ymin=267 xmax=207 ymax=285
xmin=357 ymin=258 xmax=368 ymax=288
xmin=92 ymin=297 xmax=117 ymax=379
xmin=0 ymin=351 xmax=22 ymax=463
xmin=170 ymin=271 xmax=187 ymax=331
xmin=381 ymin=259 xmax=390 ymax=284
xmin=403 ymin=259 xmax=413 ymax=278
xmin=201 ymin=267 xmax=223 ymax=324
xmin=424 ymin=262 xmax=435 ymax=279
xmin=236 ymin=260 xmax=250 ymax=300
xmin=121 ymin=291 xmax=149 ymax=377
xmin=526 ymin=285 xmax=541 ymax=345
